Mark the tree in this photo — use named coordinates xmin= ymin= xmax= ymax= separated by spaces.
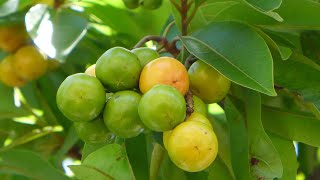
xmin=0 ymin=0 xmax=320 ymax=179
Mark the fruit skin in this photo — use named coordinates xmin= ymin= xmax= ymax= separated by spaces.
xmin=0 ymin=55 xmax=27 ymax=87
xmin=123 ymin=0 xmax=140 ymax=9
xmin=0 ymin=25 xmax=28 ymax=52
xmin=193 ymin=95 xmax=207 ymax=116
xmin=188 ymin=60 xmax=231 ymax=104
xmin=167 ymin=121 xmax=218 ymax=172
xmin=13 ymin=45 xmax=47 ymax=80
xmin=139 ymin=57 xmax=189 ymax=95
xmin=103 ymin=90 xmax=144 ymax=138
xmin=138 ymin=84 xmax=186 ymax=132
xmin=74 ymin=116 xmax=113 ymax=144
xmin=132 ymin=47 xmax=160 ymax=67
xmin=85 ymin=64 xmax=96 ymax=77
xmin=56 ymin=73 xmax=106 ymax=122
xmin=163 ymin=130 xmax=172 ymax=150
xmin=185 ymin=112 xmax=212 ymax=129
xmin=96 ymin=47 xmax=141 ymax=92
xmin=141 ymin=0 xmax=162 ymax=10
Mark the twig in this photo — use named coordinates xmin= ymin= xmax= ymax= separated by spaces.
xmin=169 ymin=0 xmax=182 ymax=12
xmin=133 ymin=35 xmax=165 ymax=49
xmin=185 ymin=90 xmax=194 ymax=117
xmin=181 ymin=0 xmax=189 ymax=36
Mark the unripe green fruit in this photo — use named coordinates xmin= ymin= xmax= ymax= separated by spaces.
xmin=96 ymin=47 xmax=141 ymax=92
xmin=193 ymin=95 xmax=207 ymax=116
xmin=132 ymin=47 xmax=160 ymax=67
xmin=138 ymin=84 xmax=186 ymax=132
xmin=56 ymin=73 xmax=106 ymax=122
xmin=123 ymin=0 xmax=140 ymax=9
xmin=141 ymin=0 xmax=162 ymax=10
xmin=103 ymin=91 xmax=144 ymax=138
xmin=74 ymin=116 xmax=113 ymax=144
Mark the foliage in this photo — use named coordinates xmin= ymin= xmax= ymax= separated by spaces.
xmin=0 ymin=0 xmax=320 ymax=179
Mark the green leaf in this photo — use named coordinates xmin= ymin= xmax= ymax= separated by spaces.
xmin=262 ymin=106 xmax=320 ymax=147
xmin=159 ymin=153 xmax=187 ymax=180
xmin=225 ymin=96 xmax=250 ymax=180
xmin=243 ymin=0 xmax=282 ymax=12
xmin=126 ymin=134 xmax=149 ymax=180
xmin=150 ymin=143 xmax=165 ymax=180
xmin=73 ymin=144 xmax=135 ymax=180
xmin=82 ymin=142 xmax=110 ymax=162
xmin=297 ymin=143 xmax=318 ymax=175
xmin=301 ymin=31 xmax=320 ymax=65
xmin=181 ymin=21 xmax=276 ymax=96
xmin=273 ymin=52 xmax=320 ymax=110
xmin=268 ymin=133 xmax=298 ymax=180
xmin=69 ymin=165 xmax=113 ymax=180
xmin=25 ymin=5 xmax=88 ymax=61
xmin=0 ymin=0 xmax=32 ymax=17
xmin=242 ymin=89 xmax=282 ymax=179
xmin=208 ymin=156 xmax=234 ymax=180
xmin=0 ymin=149 xmax=69 ymax=180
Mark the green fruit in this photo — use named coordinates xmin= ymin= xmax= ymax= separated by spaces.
xmin=138 ymin=84 xmax=186 ymax=132
xmin=123 ymin=0 xmax=140 ymax=9
xmin=96 ymin=47 xmax=142 ymax=92
xmin=193 ymin=95 xmax=207 ymax=116
xmin=132 ymin=47 xmax=160 ymax=67
xmin=188 ymin=60 xmax=231 ymax=104
xmin=141 ymin=0 xmax=162 ymax=10
xmin=56 ymin=73 xmax=106 ymax=122
xmin=103 ymin=90 xmax=144 ymax=138
xmin=74 ymin=116 xmax=113 ymax=144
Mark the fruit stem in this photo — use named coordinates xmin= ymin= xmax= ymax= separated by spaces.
xmin=184 ymin=55 xmax=197 ymax=70
xmin=133 ymin=35 xmax=165 ymax=49
xmin=185 ymin=90 xmax=194 ymax=117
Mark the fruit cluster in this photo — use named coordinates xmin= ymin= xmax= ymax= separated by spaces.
xmin=56 ymin=46 xmax=231 ymax=172
xmin=0 ymin=25 xmax=49 ymax=87
xmin=123 ymin=0 xmax=162 ymax=10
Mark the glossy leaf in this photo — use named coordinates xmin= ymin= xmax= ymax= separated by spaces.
xmin=225 ymin=96 xmax=250 ymax=180
xmin=73 ymin=144 xmax=135 ymax=180
xmin=69 ymin=165 xmax=113 ymax=180
xmin=243 ymin=0 xmax=282 ymax=12
xmin=208 ymin=156 xmax=234 ymax=180
xmin=181 ymin=21 xmax=276 ymax=96
xmin=273 ymin=52 xmax=320 ymax=110
xmin=0 ymin=149 xmax=69 ymax=180
xmin=262 ymin=106 xmax=320 ymax=147
xmin=268 ymin=133 xmax=298 ymax=180
xmin=25 ymin=5 xmax=88 ymax=61
xmin=159 ymin=153 xmax=187 ymax=180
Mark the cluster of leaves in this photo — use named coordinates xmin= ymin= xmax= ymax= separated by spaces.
xmin=1 ymin=0 xmax=320 ymax=179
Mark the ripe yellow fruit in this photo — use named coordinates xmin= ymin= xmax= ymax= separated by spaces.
xmin=167 ymin=121 xmax=218 ymax=172
xmin=163 ymin=130 xmax=172 ymax=150
xmin=13 ymin=45 xmax=47 ymax=80
xmin=0 ymin=55 xmax=27 ymax=87
xmin=139 ymin=57 xmax=189 ymax=95
xmin=0 ymin=25 xmax=28 ymax=52
xmin=85 ymin=64 xmax=96 ymax=77
xmin=186 ymin=112 xmax=212 ymax=129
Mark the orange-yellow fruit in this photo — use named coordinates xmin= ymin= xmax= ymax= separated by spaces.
xmin=13 ymin=45 xmax=47 ymax=80
xmin=186 ymin=112 xmax=212 ymax=129
xmin=167 ymin=121 xmax=218 ymax=172
xmin=139 ymin=57 xmax=189 ymax=95
xmin=85 ymin=64 xmax=96 ymax=77
xmin=0 ymin=55 xmax=27 ymax=87
xmin=0 ymin=25 xmax=28 ymax=52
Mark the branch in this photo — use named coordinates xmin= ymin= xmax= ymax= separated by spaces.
xmin=133 ymin=35 xmax=165 ymax=49
xmin=169 ymin=0 xmax=182 ymax=12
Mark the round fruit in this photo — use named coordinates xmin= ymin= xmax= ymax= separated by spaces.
xmin=167 ymin=121 xmax=218 ymax=172
xmin=85 ymin=64 xmax=96 ymax=77
xmin=188 ymin=60 xmax=231 ymax=104
xmin=163 ymin=130 xmax=172 ymax=150
xmin=0 ymin=55 xmax=27 ymax=87
xmin=141 ymin=0 xmax=162 ymax=10
xmin=186 ymin=112 xmax=212 ymax=129
xmin=132 ymin=47 xmax=160 ymax=67
xmin=138 ymin=84 xmax=186 ymax=132
xmin=193 ymin=95 xmax=207 ymax=116
xmin=103 ymin=90 xmax=144 ymax=138
xmin=56 ymin=73 xmax=106 ymax=122
xmin=13 ymin=45 xmax=47 ymax=80
xmin=0 ymin=25 xmax=28 ymax=52
xmin=123 ymin=0 xmax=140 ymax=9
xmin=139 ymin=57 xmax=189 ymax=95
xmin=96 ymin=47 xmax=141 ymax=92
xmin=74 ymin=116 xmax=113 ymax=144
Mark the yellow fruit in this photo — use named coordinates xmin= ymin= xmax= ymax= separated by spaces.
xmin=85 ymin=64 xmax=96 ymax=77
xmin=163 ymin=130 xmax=172 ymax=150
xmin=139 ymin=57 xmax=189 ymax=95
xmin=167 ymin=121 xmax=218 ymax=172
xmin=13 ymin=45 xmax=47 ymax=80
xmin=188 ymin=60 xmax=231 ymax=104
xmin=0 ymin=25 xmax=28 ymax=52
xmin=0 ymin=55 xmax=27 ymax=87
